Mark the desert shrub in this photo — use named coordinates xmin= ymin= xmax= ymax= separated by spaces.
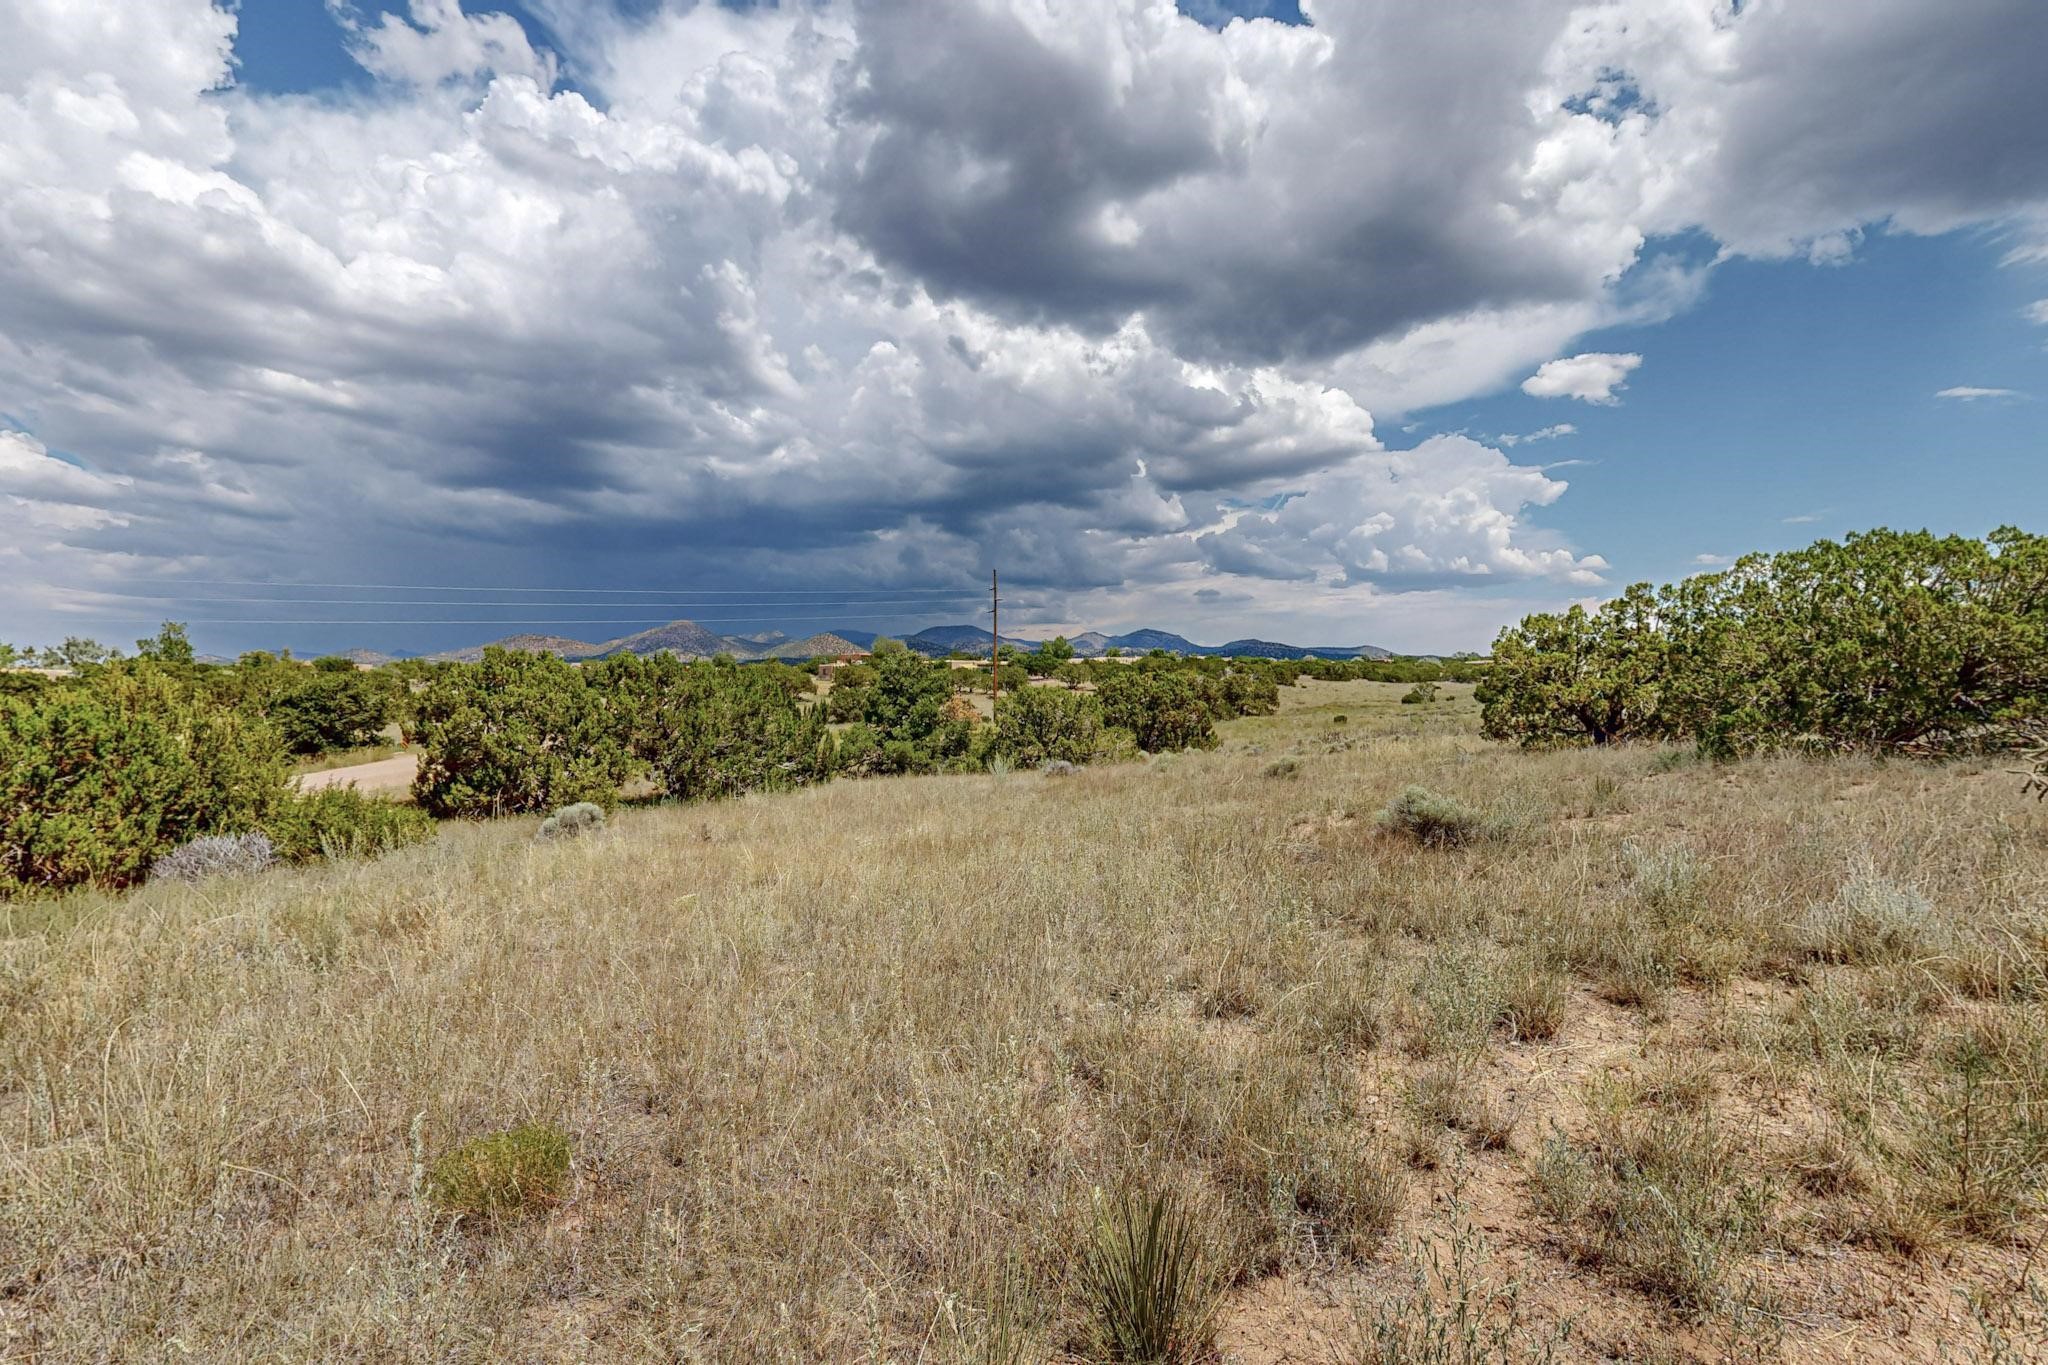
xmin=263 ymin=787 xmax=437 ymax=862
xmin=1263 ymin=758 xmax=1301 ymax=779
xmin=1096 ymin=671 xmax=1218 ymax=754
xmin=427 ymin=1123 xmax=572 ymax=1218
xmin=1399 ymin=681 xmax=1438 ymax=705
xmin=1216 ymin=668 xmax=1280 ymax=718
xmin=811 ymin=647 xmax=970 ymax=773
xmin=537 ymin=801 xmax=606 ymax=840
xmin=822 ymin=662 xmax=877 ymax=722
xmin=1375 ymin=786 xmax=1488 ymax=847
xmin=1331 ymin=714 xmax=1348 ymax=725
xmin=410 ymin=648 xmax=634 ymax=817
xmin=1791 ymin=862 xmax=1945 ymax=965
xmin=990 ymin=686 xmax=1105 ymax=768
xmin=149 ymin=832 xmax=278 ymax=884
xmin=268 ymin=670 xmax=391 ymax=755
xmin=1079 ymin=1188 xmax=1219 ymax=1364
xmin=0 ymin=664 xmax=293 ymax=893
xmin=1040 ymin=759 xmax=1077 ymax=777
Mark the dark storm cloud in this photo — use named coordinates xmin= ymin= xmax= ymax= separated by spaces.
xmin=6 ymin=0 xmax=2048 ymax=656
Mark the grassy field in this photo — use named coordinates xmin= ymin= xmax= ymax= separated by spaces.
xmin=5 ymin=680 xmax=2047 ymax=1361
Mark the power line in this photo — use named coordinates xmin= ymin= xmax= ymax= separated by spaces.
xmin=68 ymin=592 xmax=988 ymax=609
xmin=110 ymin=579 xmax=985 ymax=596
xmin=67 ymin=609 xmax=999 ymax=626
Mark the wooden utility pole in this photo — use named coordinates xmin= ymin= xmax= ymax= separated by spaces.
xmin=989 ymin=569 xmax=1000 ymax=704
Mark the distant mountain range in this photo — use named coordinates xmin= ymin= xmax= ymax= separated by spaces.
xmin=898 ymin=625 xmax=1393 ymax=661
xmin=405 ymin=619 xmax=1395 ymax=664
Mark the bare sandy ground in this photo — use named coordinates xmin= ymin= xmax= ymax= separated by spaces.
xmin=294 ymin=751 xmax=418 ymax=796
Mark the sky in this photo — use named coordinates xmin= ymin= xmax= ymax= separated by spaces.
xmin=1 ymin=0 xmax=2043 ymax=658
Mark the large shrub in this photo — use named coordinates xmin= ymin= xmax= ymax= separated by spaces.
xmin=0 ymin=665 xmax=294 ymax=893
xmin=410 ymin=648 xmax=634 ymax=817
xmin=991 ymin=686 xmax=1106 ymax=767
xmin=1097 ymin=671 xmax=1219 ymax=753
xmin=1478 ymin=584 xmax=1666 ymax=747
xmin=623 ymin=657 xmax=830 ymax=802
xmin=814 ymin=643 xmax=971 ymax=773
xmin=1481 ymin=527 xmax=2047 ymax=755
xmin=268 ymin=670 xmax=393 ymax=755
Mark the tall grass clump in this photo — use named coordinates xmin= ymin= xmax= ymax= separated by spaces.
xmin=427 ymin=1123 xmax=572 ymax=1219
xmin=1884 ymin=1018 xmax=2048 ymax=1243
xmin=1079 ymin=1188 xmax=1219 ymax=1364
xmin=1534 ymin=1112 xmax=1770 ymax=1316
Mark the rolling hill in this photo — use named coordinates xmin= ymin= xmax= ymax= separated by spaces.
xmin=587 ymin=620 xmax=730 ymax=659
xmin=426 ymin=633 xmax=599 ymax=664
xmin=413 ymin=619 xmax=1403 ymax=665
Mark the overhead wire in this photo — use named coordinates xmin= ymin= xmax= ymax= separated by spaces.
xmin=103 ymin=579 xmax=984 ymax=596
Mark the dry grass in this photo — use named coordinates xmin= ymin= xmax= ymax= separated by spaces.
xmin=4 ymin=679 xmax=2047 ymax=1361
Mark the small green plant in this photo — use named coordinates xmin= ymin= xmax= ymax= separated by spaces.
xmin=1375 ymin=786 xmax=1488 ymax=847
xmin=427 ymin=1123 xmax=572 ymax=1218
xmin=1079 ymin=1187 xmax=1218 ymax=1364
xmin=1399 ymin=682 xmax=1439 ymax=705
xmin=1649 ymin=747 xmax=1700 ymax=773
xmin=1331 ymin=714 xmax=1349 ymax=725
xmin=536 ymin=801 xmax=606 ymax=841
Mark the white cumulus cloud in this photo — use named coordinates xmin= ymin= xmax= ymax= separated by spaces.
xmin=1521 ymin=353 xmax=1643 ymax=405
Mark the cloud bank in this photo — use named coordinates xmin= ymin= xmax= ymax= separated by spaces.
xmin=3 ymin=0 xmax=2046 ymax=650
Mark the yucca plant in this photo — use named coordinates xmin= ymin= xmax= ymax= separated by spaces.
xmin=1079 ymin=1187 xmax=1217 ymax=1364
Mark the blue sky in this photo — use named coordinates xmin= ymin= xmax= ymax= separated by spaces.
xmin=1 ymin=0 xmax=2044 ymax=657
xmin=1438 ymin=228 xmax=2045 ymax=587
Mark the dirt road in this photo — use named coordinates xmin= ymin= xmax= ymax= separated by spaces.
xmin=295 ymin=752 xmax=419 ymax=796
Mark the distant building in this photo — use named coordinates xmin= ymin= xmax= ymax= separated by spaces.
xmin=816 ymin=652 xmax=870 ymax=680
